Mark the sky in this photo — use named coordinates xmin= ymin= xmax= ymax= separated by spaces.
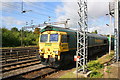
xmin=1 ymin=0 xmax=115 ymax=35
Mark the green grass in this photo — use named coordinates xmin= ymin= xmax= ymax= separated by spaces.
xmin=58 ymin=51 xmax=115 ymax=78
xmin=97 ymin=51 xmax=114 ymax=64
xmin=87 ymin=51 xmax=114 ymax=78
xmin=87 ymin=60 xmax=104 ymax=71
xmin=105 ymin=66 xmax=112 ymax=73
xmin=59 ymin=68 xmax=85 ymax=79
xmin=89 ymin=71 xmax=103 ymax=78
xmin=87 ymin=60 xmax=104 ymax=78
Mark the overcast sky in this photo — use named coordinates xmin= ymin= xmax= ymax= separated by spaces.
xmin=1 ymin=0 xmax=115 ymax=35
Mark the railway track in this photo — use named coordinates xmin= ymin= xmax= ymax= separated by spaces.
xmin=1 ymin=47 xmax=59 ymax=80
xmin=1 ymin=46 xmax=115 ymax=80
xmin=1 ymin=47 xmax=39 ymax=79
xmin=2 ymin=59 xmax=58 ymax=80
xmin=4 ymin=67 xmax=58 ymax=80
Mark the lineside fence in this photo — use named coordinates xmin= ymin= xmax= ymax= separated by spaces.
xmin=0 ymin=46 xmax=39 ymax=64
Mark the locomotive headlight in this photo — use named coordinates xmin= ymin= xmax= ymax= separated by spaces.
xmin=53 ymin=51 xmax=58 ymax=55
xmin=39 ymin=50 xmax=42 ymax=52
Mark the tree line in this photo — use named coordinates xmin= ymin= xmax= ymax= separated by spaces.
xmin=1 ymin=27 xmax=39 ymax=47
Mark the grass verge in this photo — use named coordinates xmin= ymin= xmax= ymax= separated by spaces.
xmin=87 ymin=51 xmax=114 ymax=78
xmin=59 ymin=51 xmax=114 ymax=78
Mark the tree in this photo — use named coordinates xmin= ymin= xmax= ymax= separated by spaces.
xmin=2 ymin=27 xmax=39 ymax=47
xmin=91 ymin=30 xmax=98 ymax=34
xmin=2 ymin=28 xmax=20 ymax=47
xmin=34 ymin=28 xmax=40 ymax=34
xmin=11 ymin=27 xmax=18 ymax=32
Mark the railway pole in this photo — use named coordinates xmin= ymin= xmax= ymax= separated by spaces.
xmin=106 ymin=13 xmax=112 ymax=55
xmin=76 ymin=0 xmax=88 ymax=78
xmin=114 ymin=0 xmax=119 ymax=61
xmin=109 ymin=34 xmax=111 ymax=55
xmin=65 ymin=19 xmax=70 ymax=28
xmin=21 ymin=27 xmax=25 ymax=47
xmin=21 ymin=27 xmax=23 ymax=47
xmin=109 ymin=15 xmax=112 ymax=55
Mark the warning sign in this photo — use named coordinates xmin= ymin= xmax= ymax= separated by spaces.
xmin=74 ymin=55 xmax=80 ymax=61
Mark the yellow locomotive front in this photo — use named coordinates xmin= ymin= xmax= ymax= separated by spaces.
xmin=39 ymin=30 xmax=69 ymax=67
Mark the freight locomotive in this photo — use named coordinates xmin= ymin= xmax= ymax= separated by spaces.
xmin=37 ymin=25 xmax=109 ymax=68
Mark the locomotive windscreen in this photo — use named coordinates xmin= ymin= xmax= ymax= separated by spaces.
xmin=50 ymin=34 xmax=58 ymax=42
xmin=40 ymin=34 xmax=48 ymax=42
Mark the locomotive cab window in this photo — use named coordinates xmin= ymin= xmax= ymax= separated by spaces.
xmin=50 ymin=34 xmax=59 ymax=42
xmin=61 ymin=35 xmax=68 ymax=43
xmin=40 ymin=34 xmax=48 ymax=42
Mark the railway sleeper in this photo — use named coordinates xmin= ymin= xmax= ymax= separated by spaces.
xmin=2 ymin=61 xmax=41 ymax=73
xmin=2 ymin=56 xmax=37 ymax=64
xmin=2 ymin=58 xmax=39 ymax=68
xmin=21 ymin=68 xmax=56 ymax=80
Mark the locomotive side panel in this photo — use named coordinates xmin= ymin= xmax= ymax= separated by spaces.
xmin=88 ymin=34 xmax=109 ymax=57
xmin=67 ymin=32 xmax=77 ymax=51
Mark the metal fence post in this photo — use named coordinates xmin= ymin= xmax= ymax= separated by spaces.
xmin=5 ymin=52 xmax=7 ymax=64
xmin=28 ymin=50 xmax=30 ymax=58
xmin=17 ymin=51 xmax=19 ymax=61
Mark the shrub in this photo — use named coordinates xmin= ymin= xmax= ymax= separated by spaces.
xmin=87 ymin=60 xmax=104 ymax=78
xmin=89 ymin=71 xmax=103 ymax=78
xmin=87 ymin=60 xmax=104 ymax=71
xmin=1 ymin=27 xmax=39 ymax=47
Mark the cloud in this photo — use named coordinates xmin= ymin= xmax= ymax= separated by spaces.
xmin=1 ymin=2 xmax=21 ymax=12
xmin=88 ymin=2 xmax=109 ymax=18
xmin=55 ymin=2 xmax=79 ymax=28
xmin=2 ymin=16 xmax=25 ymax=26
xmin=1 ymin=0 xmax=77 ymax=2
xmin=88 ymin=0 xmax=114 ymax=2
xmin=89 ymin=24 xmax=114 ymax=35
xmin=0 ymin=0 xmax=114 ymax=2
xmin=55 ymin=0 xmax=114 ymax=34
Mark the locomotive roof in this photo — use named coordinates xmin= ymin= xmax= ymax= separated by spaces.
xmin=87 ymin=33 xmax=108 ymax=39
xmin=40 ymin=25 xmax=76 ymax=33
xmin=41 ymin=25 xmax=108 ymax=39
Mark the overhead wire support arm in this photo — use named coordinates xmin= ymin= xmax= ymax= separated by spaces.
xmin=23 ymin=20 xmax=70 ymax=29
xmin=21 ymin=0 xmax=32 ymax=13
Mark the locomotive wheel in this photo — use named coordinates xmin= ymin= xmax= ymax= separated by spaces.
xmin=36 ymin=53 xmax=45 ymax=62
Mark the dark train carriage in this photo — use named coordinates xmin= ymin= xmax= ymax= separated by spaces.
xmin=88 ymin=33 xmax=108 ymax=56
